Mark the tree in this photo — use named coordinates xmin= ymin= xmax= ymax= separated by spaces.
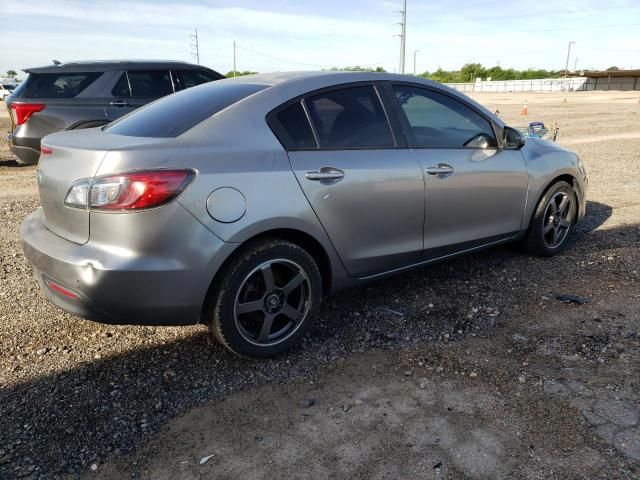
xmin=226 ymin=70 xmax=258 ymax=78
xmin=328 ymin=66 xmax=387 ymax=72
xmin=606 ymin=66 xmax=620 ymax=71
xmin=419 ymin=63 xmax=563 ymax=83
xmin=6 ymin=70 xmax=17 ymax=78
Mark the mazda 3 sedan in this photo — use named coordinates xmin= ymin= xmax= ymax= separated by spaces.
xmin=21 ymin=71 xmax=588 ymax=357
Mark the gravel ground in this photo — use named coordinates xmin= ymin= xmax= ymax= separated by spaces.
xmin=0 ymin=92 xmax=639 ymax=479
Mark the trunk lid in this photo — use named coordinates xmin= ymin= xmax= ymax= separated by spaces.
xmin=37 ymin=129 xmax=168 ymax=244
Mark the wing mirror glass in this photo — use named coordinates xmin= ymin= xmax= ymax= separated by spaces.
xmin=503 ymin=126 xmax=526 ymax=149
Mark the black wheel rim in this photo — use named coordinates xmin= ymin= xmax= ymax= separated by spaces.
xmin=233 ymin=259 xmax=311 ymax=347
xmin=542 ymin=191 xmax=574 ymax=249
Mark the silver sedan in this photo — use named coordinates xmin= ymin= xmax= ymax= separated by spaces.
xmin=21 ymin=71 xmax=588 ymax=357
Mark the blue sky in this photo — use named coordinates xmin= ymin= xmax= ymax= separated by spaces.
xmin=1 ymin=0 xmax=639 ymax=78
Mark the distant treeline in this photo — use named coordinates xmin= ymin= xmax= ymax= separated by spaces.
xmin=226 ymin=64 xmax=620 ymax=81
xmin=326 ymin=63 xmax=564 ymax=81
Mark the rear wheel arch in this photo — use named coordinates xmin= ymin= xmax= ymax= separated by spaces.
xmin=204 ymin=228 xmax=332 ymax=315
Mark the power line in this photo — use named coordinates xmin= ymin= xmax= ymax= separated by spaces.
xmin=428 ymin=4 xmax=639 ymax=25
xmin=236 ymin=43 xmax=393 ymax=70
xmin=453 ymin=22 xmax=640 ymax=36
xmin=235 ymin=44 xmax=328 ymax=68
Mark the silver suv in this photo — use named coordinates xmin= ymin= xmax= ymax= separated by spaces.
xmin=6 ymin=60 xmax=223 ymax=164
xmin=21 ymin=72 xmax=587 ymax=358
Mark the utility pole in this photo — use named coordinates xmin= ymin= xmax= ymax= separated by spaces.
xmin=190 ymin=28 xmax=200 ymax=65
xmin=233 ymin=41 xmax=237 ymax=78
xmin=413 ymin=49 xmax=419 ymax=75
xmin=564 ymin=41 xmax=575 ymax=77
xmin=398 ymin=0 xmax=407 ymax=74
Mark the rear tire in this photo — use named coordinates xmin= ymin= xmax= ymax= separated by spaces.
xmin=524 ymin=181 xmax=577 ymax=256
xmin=205 ymin=238 xmax=322 ymax=358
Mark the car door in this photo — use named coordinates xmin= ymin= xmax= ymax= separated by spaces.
xmin=277 ymin=83 xmax=425 ymax=277
xmin=388 ymin=83 xmax=528 ymax=257
xmin=104 ymin=69 xmax=174 ymax=121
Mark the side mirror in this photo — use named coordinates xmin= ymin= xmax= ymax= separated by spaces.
xmin=503 ymin=126 xmax=525 ymax=149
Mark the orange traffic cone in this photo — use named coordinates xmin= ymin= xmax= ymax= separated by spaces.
xmin=520 ymin=100 xmax=528 ymax=115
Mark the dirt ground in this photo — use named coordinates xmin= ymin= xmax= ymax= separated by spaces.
xmin=0 ymin=92 xmax=639 ymax=479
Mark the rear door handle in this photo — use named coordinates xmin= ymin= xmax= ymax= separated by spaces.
xmin=426 ymin=164 xmax=454 ymax=176
xmin=305 ymin=167 xmax=345 ymax=181
xmin=109 ymin=100 xmax=129 ymax=107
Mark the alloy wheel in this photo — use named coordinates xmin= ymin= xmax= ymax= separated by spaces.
xmin=542 ymin=191 xmax=574 ymax=249
xmin=233 ymin=259 xmax=311 ymax=346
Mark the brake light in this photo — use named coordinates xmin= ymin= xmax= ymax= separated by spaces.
xmin=10 ymin=103 xmax=45 ymax=125
xmin=40 ymin=145 xmax=53 ymax=155
xmin=64 ymin=170 xmax=195 ymax=211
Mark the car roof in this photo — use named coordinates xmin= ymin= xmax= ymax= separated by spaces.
xmin=216 ymin=71 xmax=503 ymax=126
xmin=24 ymin=60 xmax=213 ymax=74
xmin=226 ymin=70 xmax=431 ymax=86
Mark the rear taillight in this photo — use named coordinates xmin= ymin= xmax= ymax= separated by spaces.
xmin=40 ymin=145 xmax=53 ymax=155
xmin=44 ymin=277 xmax=79 ymax=300
xmin=64 ymin=170 xmax=195 ymax=211
xmin=10 ymin=103 xmax=45 ymax=125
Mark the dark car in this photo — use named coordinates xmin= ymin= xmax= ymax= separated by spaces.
xmin=6 ymin=60 xmax=224 ymax=164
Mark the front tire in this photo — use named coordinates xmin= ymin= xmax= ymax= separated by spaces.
xmin=524 ymin=181 xmax=577 ymax=256
xmin=205 ymin=238 xmax=322 ymax=358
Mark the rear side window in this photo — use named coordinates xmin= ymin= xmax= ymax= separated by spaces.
xmin=112 ymin=70 xmax=173 ymax=98
xmin=19 ymin=72 xmax=102 ymax=98
xmin=106 ymin=82 xmax=267 ymax=138
xmin=173 ymin=69 xmax=221 ymax=91
xmin=305 ymin=86 xmax=394 ymax=149
xmin=269 ymin=102 xmax=317 ymax=150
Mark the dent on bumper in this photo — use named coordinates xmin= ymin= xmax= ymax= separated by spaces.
xmin=21 ymin=208 xmax=234 ymax=326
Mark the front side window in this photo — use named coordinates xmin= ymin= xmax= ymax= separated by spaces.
xmin=305 ymin=85 xmax=394 ymax=149
xmin=20 ymin=72 xmax=102 ymax=98
xmin=173 ymin=69 xmax=221 ymax=91
xmin=392 ymin=85 xmax=497 ymax=149
xmin=113 ymin=70 xmax=173 ymax=98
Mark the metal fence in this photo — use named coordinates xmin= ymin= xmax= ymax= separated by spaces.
xmin=445 ymin=76 xmax=640 ymax=93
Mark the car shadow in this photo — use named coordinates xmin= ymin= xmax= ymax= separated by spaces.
xmin=1 ymin=201 xmax=628 ymax=478
xmin=576 ymin=200 xmax=614 ymax=234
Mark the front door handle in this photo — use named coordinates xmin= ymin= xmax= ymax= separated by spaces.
xmin=426 ymin=164 xmax=454 ymax=177
xmin=109 ymin=100 xmax=129 ymax=107
xmin=305 ymin=167 xmax=345 ymax=181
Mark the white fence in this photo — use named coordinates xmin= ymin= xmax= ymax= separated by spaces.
xmin=445 ymin=76 xmax=640 ymax=93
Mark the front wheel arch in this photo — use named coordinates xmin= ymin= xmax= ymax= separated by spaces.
xmin=526 ymin=174 xmax=577 ymax=231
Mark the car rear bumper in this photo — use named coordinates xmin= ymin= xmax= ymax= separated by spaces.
xmin=8 ymin=133 xmax=40 ymax=165
xmin=21 ymin=208 xmax=233 ymax=326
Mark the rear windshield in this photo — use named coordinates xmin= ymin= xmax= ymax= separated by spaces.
xmin=18 ymin=72 xmax=102 ymax=98
xmin=106 ymin=82 xmax=268 ymax=138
